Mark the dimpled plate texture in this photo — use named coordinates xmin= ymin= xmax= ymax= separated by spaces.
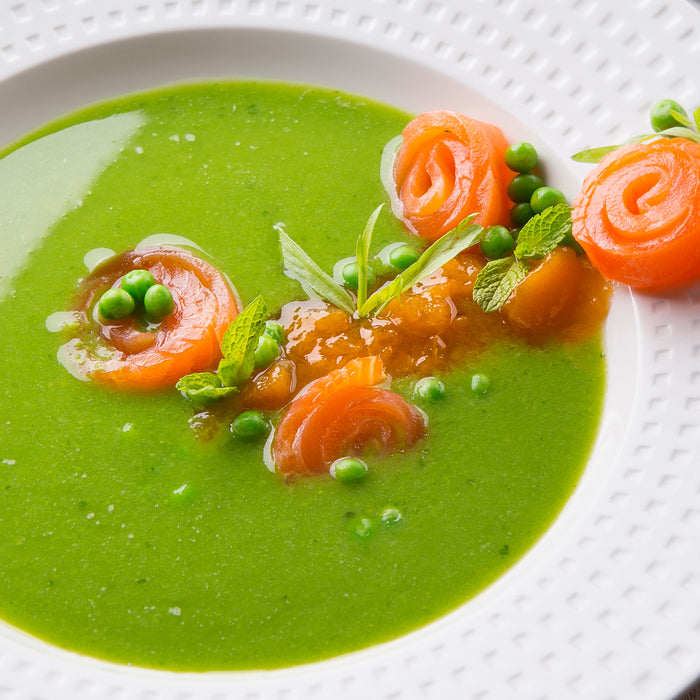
xmin=0 ymin=1 xmax=699 ymax=698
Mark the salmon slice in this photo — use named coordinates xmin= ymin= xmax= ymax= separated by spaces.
xmin=69 ymin=245 xmax=239 ymax=390
xmin=272 ymin=356 xmax=425 ymax=476
xmin=572 ymin=138 xmax=700 ymax=290
xmin=391 ymin=110 xmax=514 ymax=241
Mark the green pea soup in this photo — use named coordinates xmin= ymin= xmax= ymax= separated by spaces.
xmin=0 ymin=81 xmax=605 ymax=670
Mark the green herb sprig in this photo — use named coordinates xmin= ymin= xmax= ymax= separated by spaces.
xmin=472 ymin=204 xmax=572 ymax=312
xmin=358 ymin=215 xmax=482 ymax=316
xmin=176 ymin=295 xmax=268 ymax=406
xmin=278 ymin=208 xmax=483 ymax=318
xmin=572 ymin=100 xmax=700 ymax=163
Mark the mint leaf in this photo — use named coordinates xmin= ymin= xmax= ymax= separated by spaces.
xmin=355 ymin=204 xmax=383 ymax=310
xmin=473 ymin=258 xmax=529 ymax=313
xmin=277 ymin=226 xmax=355 ymax=314
xmin=176 ymin=371 xmax=222 ymax=391
xmin=359 ymin=215 xmax=482 ymax=317
xmin=176 ymin=372 xmax=237 ymax=407
xmin=217 ymin=357 xmax=239 ymax=388
xmin=176 ymin=297 xmax=270 ymax=405
xmin=515 ymin=204 xmax=572 ymax=260
xmin=220 ymin=295 xmax=268 ymax=384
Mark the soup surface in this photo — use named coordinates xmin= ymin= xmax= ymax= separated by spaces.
xmin=0 ymin=82 xmax=605 ymax=670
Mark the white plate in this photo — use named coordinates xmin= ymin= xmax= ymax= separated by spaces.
xmin=1 ymin=1 xmax=699 ymax=698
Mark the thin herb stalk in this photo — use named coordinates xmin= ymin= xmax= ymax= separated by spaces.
xmin=356 ymin=204 xmax=384 ymax=310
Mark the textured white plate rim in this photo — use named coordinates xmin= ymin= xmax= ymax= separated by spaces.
xmin=0 ymin=2 xmax=699 ymax=699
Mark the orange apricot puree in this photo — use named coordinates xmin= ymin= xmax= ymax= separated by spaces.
xmin=241 ymin=249 xmax=611 ymax=412
xmin=503 ymin=247 xmax=611 ymax=341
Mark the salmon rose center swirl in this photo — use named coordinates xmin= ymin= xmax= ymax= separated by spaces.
xmin=60 ymin=245 xmax=239 ymax=390
xmin=389 ymin=110 xmax=513 ymax=242
xmin=572 ymin=138 xmax=700 ymax=289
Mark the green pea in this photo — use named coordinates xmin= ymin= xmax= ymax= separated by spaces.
xmin=380 ymin=506 xmax=403 ymax=525
xmin=351 ymin=516 xmax=375 ymax=538
xmin=506 ymin=173 xmax=544 ymax=203
xmin=341 ymin=261 xmax=375 ymax=291
xmin=230 ymin=410 xmax=268 ymax=439
xmin=388 ymin=243 xmax=421 ymax=271
xmin=97 ymin=288 xmax=135 ymax=321
xmin=414 ymin=376 xmax=445 ymax=401
xmin=530 ymin=186 xmax=567 ymax=214
xmin=504 ymin=142 xmax=538 ymax=172
xmin=331 ymin=457 xmax=368 ymax=483
xmin=341 ymin=261 xmax=359 ymax=289
xmin=263 ymin=321 xmax=286 ymax=346
xmin=511 ymin=202 xmax=535 ymax=227
xmin=650 ymin=98 xmax=688 ymax=132
xmin=143 ymin=284 xmax=174 ymax=321
xmin=470 ymin=373 xmax=490 ymax=394
xmin=480 ymin=225 xmax=515 ymax=260
xmin=120 ymin=269 xmax=155 ymax=303
xmin=254 ymin=334 xmax=280 ymax=370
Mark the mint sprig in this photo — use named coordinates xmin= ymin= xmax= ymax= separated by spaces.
xmin=175 ymin=372 xmax=236 ymax=407
xmin=572 ymin=100 xmax=700 ymax=163
xmin=276 ymin=208 xmax=483 ymax=319
xmin=176 ymin=295 xmax=268 ymax=406
xmin=514 ymin=203 xmax=572 ymax=259
xmin=472 ymin=204 xmax=573 ymax=313
xmin=218 ymin=295 xmax=268 ymax=385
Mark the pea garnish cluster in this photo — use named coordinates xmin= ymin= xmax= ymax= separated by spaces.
xmin=97 ymin=269 xmax=175 ymax=324
xmin=477 ymin=141 xmax=568 ymax=265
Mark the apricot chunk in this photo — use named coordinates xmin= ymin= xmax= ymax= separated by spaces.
xmin=502 ymin=247 xmax=581 ymax=330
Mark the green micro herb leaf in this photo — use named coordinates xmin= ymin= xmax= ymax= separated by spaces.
xmin=175 ymin=372 xmax=237 ymax=407
xmin=355 ymin=204 xmax=384 ymax=310
xmin=515 ymin=204 xmax=573 ymax=260
xmin=220 ymin=295 xmax=268 ymax=385
xmin=694 ymin=106 xmax=700 ymax=131
xmin=278 ymin=226 xmax=355 ymax=315
xmin=472 ymin=205 xmax=574 ymax=313
xmin=176 ymin=296 xmax=269 ymax=405
xmin=358 ymin=215 xmax=483 ymax=317
xmin=473 ymin=258 xmax=529 ymax=313
xmin=216 ymin=357 xmax=239 ymax=388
